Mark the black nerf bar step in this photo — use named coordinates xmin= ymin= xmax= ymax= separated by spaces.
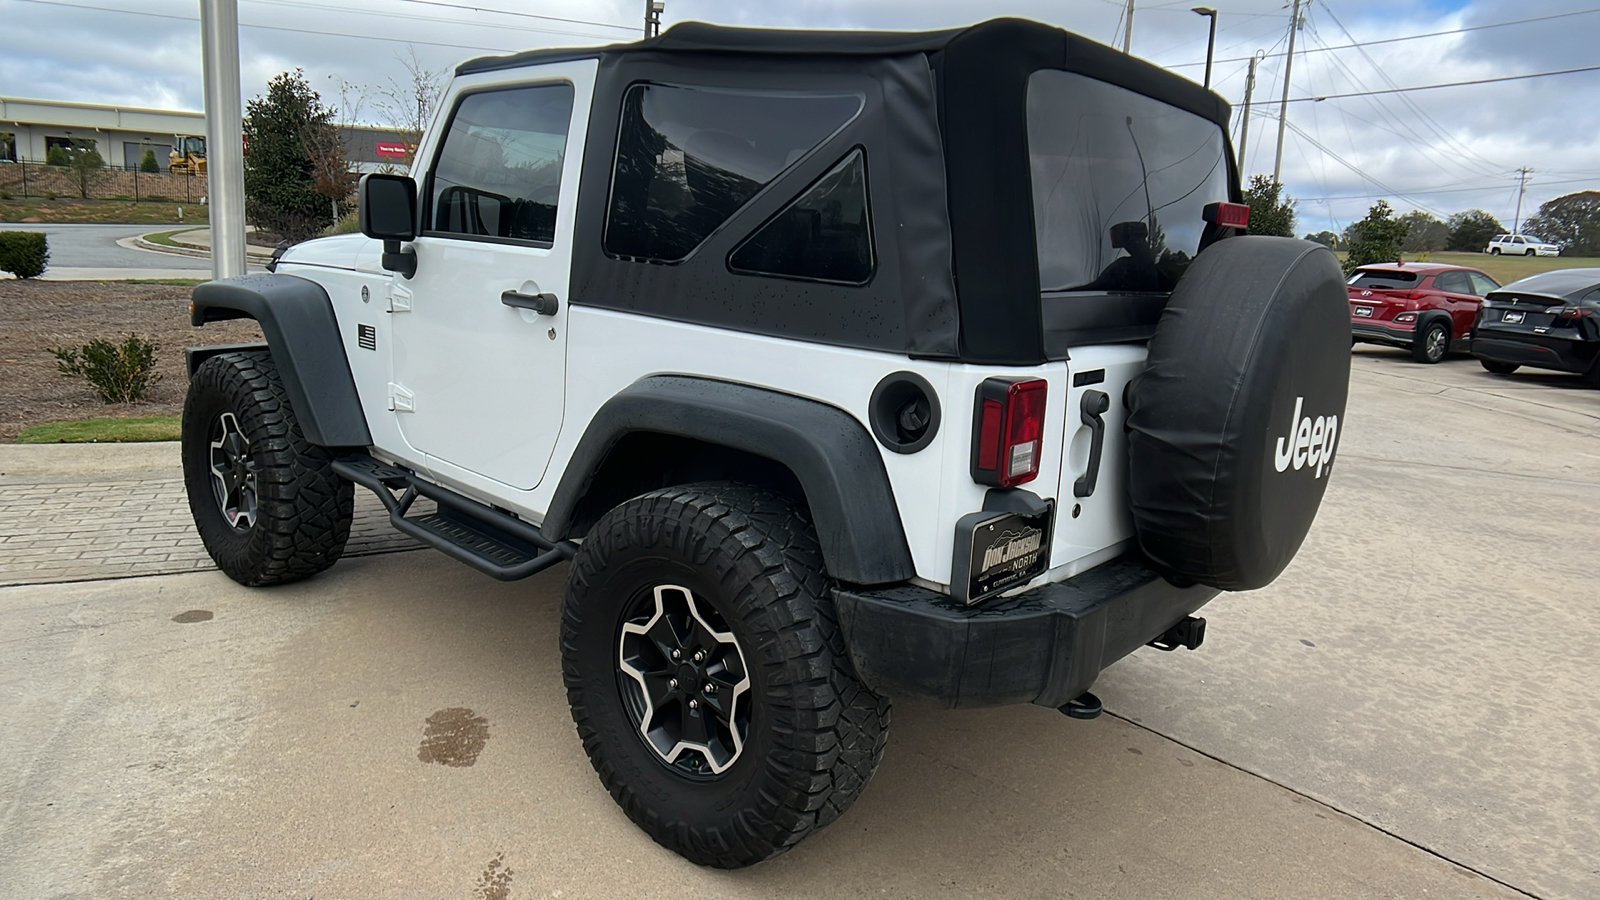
xmin=332 ymin=454 xmax=576 ymax=581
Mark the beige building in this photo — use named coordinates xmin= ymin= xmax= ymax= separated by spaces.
xmin=1 ymin=96 xmax=411 ymax=172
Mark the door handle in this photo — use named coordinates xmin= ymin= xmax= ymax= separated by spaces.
xmin=1074 ymin=389 xmax=1110 ymax=498
xmin=501 ymin=290 xmax=559 ymax=316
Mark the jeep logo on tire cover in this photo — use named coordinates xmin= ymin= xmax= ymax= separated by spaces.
xmin=1272 ymin=396 xmax=1338 ymax=479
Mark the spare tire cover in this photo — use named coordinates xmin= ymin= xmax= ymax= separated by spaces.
xmin=1126 ymin=236 xmax=1349 ymax=591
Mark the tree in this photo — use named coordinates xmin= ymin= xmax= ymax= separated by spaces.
xmin=1522 ymin=191 xmax=1600 ymax=257
xmin=1342 ymin=200 xmax=1408 ymax=273
xmin=45 ymin=145 xmax=70 ymax=167
xmin=139 ymin=147 xmax=160 ymax=173
xmin=371 ymin=47 xmax=449 ymax=169
xmin=66 ymin=143 xmax=105 ymax=199
xmin=1397 ymin=210 xmax=1448 ymax=253
xmin=1303 ymin=230 xmax=1340 ymax=249
xmin=1445 ymin=209 xmax=1505 ymax=252
xmin=244 ymin=69 xmax=346 ymax=243
xmin=1241 ymin=174 xmax=1296 ymax=237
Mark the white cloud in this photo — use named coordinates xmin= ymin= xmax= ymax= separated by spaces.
xmin=2 ymin=0 xmax=1596 ymax=232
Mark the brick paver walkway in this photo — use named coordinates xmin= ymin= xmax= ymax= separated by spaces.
xmin=1 ymin=466 xmax=423 ymax=587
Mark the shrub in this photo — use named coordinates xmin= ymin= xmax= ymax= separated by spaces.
xmin=46 ymin=146 xmax=70 ymax=166
xmin=50 ymin=334 xmax=162 ymax=404
xmin=324 ymin=206 xmax=360 ymax=235
xmin=0 ymin=231 xmax=49 ymax=278
xmin=140 ymin=148 xmax=160 ymax=173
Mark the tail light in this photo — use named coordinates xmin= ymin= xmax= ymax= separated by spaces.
xmin=972 ymin=378 xmax=1048 ymax=487
xmin=1548 ymin=306 xmax=1591 ymax=318
xmin=1403 ymin=291 xmax=1428 ymax=300
xmin=1203 ymin=201 xmax=1251 ymax=230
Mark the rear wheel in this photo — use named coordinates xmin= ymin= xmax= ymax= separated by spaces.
xmin=1412 ymin=320 xmax=1450 ymax=364
xmin=1490 ymin=247 xmax=1501 ymax=255
xmin=561 ymin=483 xmax=889 ymax=868
xmin=182 ymin=350 xmax=353 ymax=586
xmin=1480 ymin=359 xmax=1519 ymax=376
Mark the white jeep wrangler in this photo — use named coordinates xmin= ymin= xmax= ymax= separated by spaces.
xmin=182 ymin=18 xmax=1349 ymax=868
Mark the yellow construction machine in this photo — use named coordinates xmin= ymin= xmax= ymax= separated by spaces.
xmin=168 ymin=135 xmax=207 ymax=175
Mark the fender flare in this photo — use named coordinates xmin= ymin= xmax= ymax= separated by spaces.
xmin=1415 ymin=309 xmax=1453 ymax=337
xmin=543 ymin=376 xmax=915 ymax=586
xmin=190 ymin=273 xmax=371 ymax=448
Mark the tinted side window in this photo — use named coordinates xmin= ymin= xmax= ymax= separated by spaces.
xmin=728 ymin=149 xmax=873 ymax=285
xmin=1434 ymin=271 xmax=1470 ymax=293
xmin=605 ymin=83 xmax=862 ymax=263
xmin=1468 ymin=273 xmax=1499 ymax=295
xmin=429 ymin=84 xmax=574 ymax=244
xmin=1027 ymin=70 xmax=1230 ymax=293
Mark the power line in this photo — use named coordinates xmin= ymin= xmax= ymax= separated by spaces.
xmin=1286 ymin=65 xmax=1600 ymax=103
xmin=1166 ymin=7 xmax=1600 ymax=68
xmin=246 ymin=0 xmax=628 ymax=41
xmin=5 ymin=0 xmax=619 ymax=49
xmin=389 ymin=0 xmax=636 ymax=32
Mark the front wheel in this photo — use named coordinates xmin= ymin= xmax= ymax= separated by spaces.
xmin=1412 ymin=320 xmax=1450 ymax=364
xmin=1525 ymin=248 xmax=1536 ymax=257
xmin=561 ymin=483 xmax=889 ymax=868
xmin=1490 ymin=248 xmax=1501 ymax=255
xmin=1480 ymin=359 xmax=1519 ymax=375
xmin=182 ymin=350 xmax=353 ymax=586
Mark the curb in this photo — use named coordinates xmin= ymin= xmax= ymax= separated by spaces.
xmin=128 ymin=234 xmax=276 ymax=263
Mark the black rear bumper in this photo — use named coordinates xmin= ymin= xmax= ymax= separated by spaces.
xmin=832 ymin=556 xmax=1221 ymax=709
xmin=1471 ymin=335 xmax=1597 ymax=374
xmin=1351 ymin=320 xmax=1414 ymax=348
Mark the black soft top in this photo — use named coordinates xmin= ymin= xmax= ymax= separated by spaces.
xmin=461 ymin=18 xmax=1236 ymax=364
xmin=459 ymin=18 xmax=1228 ymax=130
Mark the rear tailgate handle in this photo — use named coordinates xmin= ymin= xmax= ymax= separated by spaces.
xmin=1074 ymin=389 xmax=1110 ymax=498
xmin=501 ymin=290 xmax=559 ymax=316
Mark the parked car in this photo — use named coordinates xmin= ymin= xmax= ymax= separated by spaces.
xmin=1348 ymin=262 xmax=1499 ymax=363
xmin=1486 ymin=234 xmax=1560 ymax=256
xmin=1471 ymin=268 xmax=1600 ymax=385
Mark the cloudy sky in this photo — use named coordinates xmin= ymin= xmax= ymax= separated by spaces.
xmin=4 ymin=0 xmax=1597 ymax=233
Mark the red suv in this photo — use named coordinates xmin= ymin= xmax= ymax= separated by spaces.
xmin=1349 ymin=263 xmax=1500 ymax=363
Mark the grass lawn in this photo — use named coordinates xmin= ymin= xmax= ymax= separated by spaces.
xmin=1 ymin=198 xmax=209 ymax=225
xmin=17 ymin=416 xmax=182 ymax=444
xmin=1419 ymin=251 xmax=1598 ymax=285
xmin=139 ymin=227 xmax=194 ymax=249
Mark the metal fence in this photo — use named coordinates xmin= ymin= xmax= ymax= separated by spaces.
xmin=0 ymin=159 xmax=209 ymax=204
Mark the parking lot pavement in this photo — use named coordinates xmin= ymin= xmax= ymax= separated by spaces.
xmin=0 ymin=554 xmax=1523 ymax=900
xmin=0 ymin=347 xmax=1594 ymax=898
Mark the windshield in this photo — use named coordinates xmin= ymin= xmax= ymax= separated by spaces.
xmin=1027 ymin=70 xmax=1230 ymax=293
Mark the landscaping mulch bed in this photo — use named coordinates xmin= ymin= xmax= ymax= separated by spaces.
xmin=0 ymin=280 xmax=262 ymax=442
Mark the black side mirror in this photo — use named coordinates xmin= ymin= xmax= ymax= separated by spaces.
xmin=358 ymin=173 xmax=418 ymax=278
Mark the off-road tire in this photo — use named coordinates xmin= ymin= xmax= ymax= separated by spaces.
xmin=1412 ymin=320 xmax=1450 ymax=364
xmin=182 ymin=350 xmax=353 ymax=586
xmin=1480 ymin=359 xmax=1520 ymax=376
xmin=561 ymin=482 xmax=890 ymax=869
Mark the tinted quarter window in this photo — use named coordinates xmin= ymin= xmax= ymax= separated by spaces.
xmin=429 ymin=83 xmax=574 ymax=244
xmin=728 ymin=149 xmax=873 ymax=285
xmin=1468 ymin=272 xmax=1499 ymax=295
xmin=1027 ymin=70 xmax=1229 ymax=293
xmin=605 ymin=83 xmax=862 ymax=263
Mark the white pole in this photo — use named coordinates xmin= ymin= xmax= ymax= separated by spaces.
xmin=1272 ymin=0 xmax=1303 ymax=184
xmin=1512 ymin=167 xmax=1531 ymax=234
xmin=1122 ymin=0 xmax=1136 ymax=53
xmin=200 ymin=0 xmax=247 ymax=279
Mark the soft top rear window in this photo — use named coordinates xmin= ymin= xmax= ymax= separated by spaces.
xmin=1027 ymin=69 xmax=1229 ymax=294
xmin=1349 ymin=270 xmax=1419 ymax=288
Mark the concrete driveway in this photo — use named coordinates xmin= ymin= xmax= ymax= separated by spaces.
xmin=1 ymin=346 xmax=1595 ymax=899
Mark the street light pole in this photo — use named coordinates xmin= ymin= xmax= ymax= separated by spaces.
xmin=644 ymin=1 xmax=664 ymax=38
xmin=199 ymin=0 xmax=246 ymax=279
xmin=1192 ymin=8 xmax=1217 ymax=90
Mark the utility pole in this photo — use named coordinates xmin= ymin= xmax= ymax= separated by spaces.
xmin=644 ymin=1 xmax=664 ymax=38
xmin=199 ymin=0 xmax=246 ymax=279
xmin=1121 ymin=0 xmax=1136 ymax=53
xmin=1272 ymin=0 xmax=1304 ymax=184
xmin=1238 ymin=52 xmax=1262 ymax=175
xmin=1512 ymin=167 xmax=1532 ymax=234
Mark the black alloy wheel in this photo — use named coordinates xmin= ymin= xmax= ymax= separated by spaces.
xmin=182 ymin=350 xmax=353 ymax=586
xmin=1480 ymin=359 xmax=1520 ymax=375
xmin=1413 ymin=320 xmax=1451 ymax=364
xmin=561 ymin=482 xmax=890 ymax=869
